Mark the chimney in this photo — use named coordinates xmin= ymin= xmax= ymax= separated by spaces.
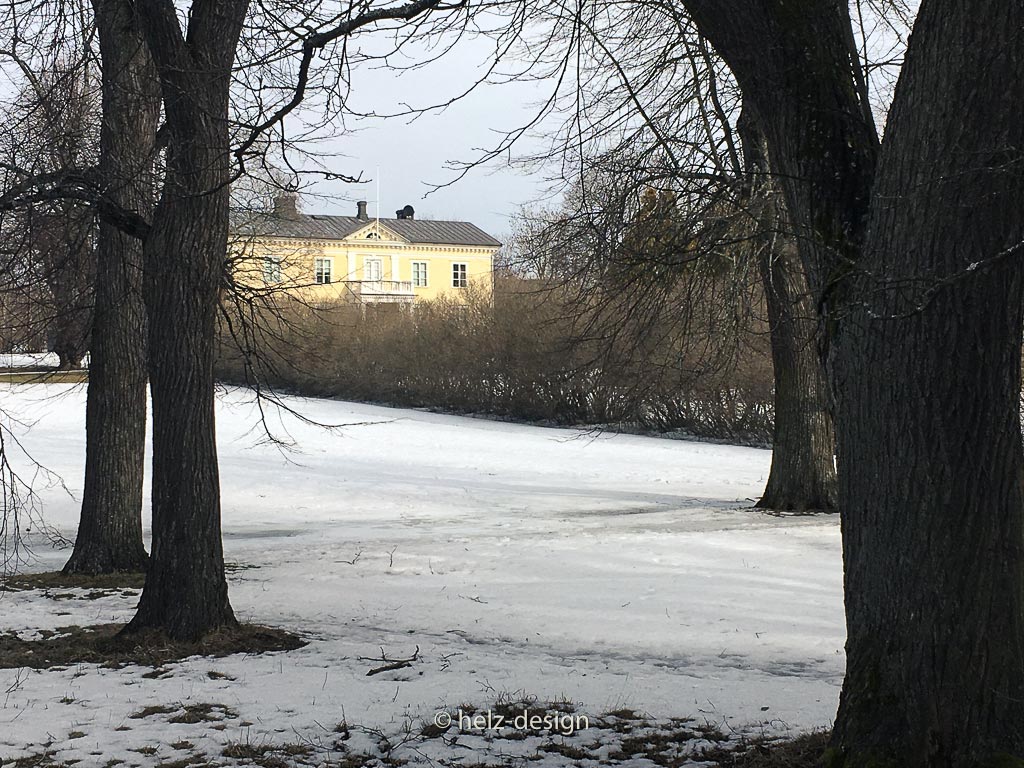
xmin=273 ymin=193 xmax=299 ymax=219
xmin=356 ymin=200 xmax=368 ymax=221
xmin=396 ymin=204 xmax=415 ymax=220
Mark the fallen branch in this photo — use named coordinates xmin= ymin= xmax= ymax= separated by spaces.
xmin=360 ymin=645 xmax=420 ymax=676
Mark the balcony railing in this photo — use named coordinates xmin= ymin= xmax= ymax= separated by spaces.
xmin=351 ymin=280 xmax=415 ymax=302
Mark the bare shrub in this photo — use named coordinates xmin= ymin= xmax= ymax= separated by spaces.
xmin=216 ymin=277 xmax=774 ymax=444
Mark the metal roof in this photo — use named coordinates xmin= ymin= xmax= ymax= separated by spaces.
xmin=232 ymin=211 xmax=502 ymax=248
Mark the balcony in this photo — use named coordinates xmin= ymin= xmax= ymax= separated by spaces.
xmin=349 ymin=280 xmax=415 ymax=303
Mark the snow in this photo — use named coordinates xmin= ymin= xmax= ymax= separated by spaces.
xmin=0 ymin=351 xmax=62 ymax=369
xmin=0 ymin=383 xmax=845 ymax=766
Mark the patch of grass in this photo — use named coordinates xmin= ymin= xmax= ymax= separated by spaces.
xmin=593 ymin=709 xmax=657 ymax=735
xmin=222 ymin=742 xmax=272 ymax=759
xmin=0 ymin=369 xmax=88 ymax=384
xmin=7 ymin=751 xmax=73 ymax=767
xmin=490 ymin=693 xmax=576 ymax=721
xmin=130 ymin=704 xmax=178 ymax=719
xmin=608 ymin=724 xmax=709 ymax=765
xmin=603 ymin=707 xmax=645 ymax=721
xmin=155 ymin=758 xmax=218 ymax=768
xmin=169 ymin=703 xmax=238 ymax=724
xmin=0 ymin=571 xmax=145 ymax=599
xmin=484 ymin=693 xmax=582 ymax=737
xmin=538 ymin=741 xmax=591 ymax=760
xmin=712 ymin=731 xmax=831 ymax=767
xmin=221 ymin=739 xmax=315 ymax=768
xmin=0 ymin=622 xmax=306 ymax=670
xmin=3 ymin=571 xmax=139 ymax=590
xmin=224 ymin=562 xmax=260 ymax=574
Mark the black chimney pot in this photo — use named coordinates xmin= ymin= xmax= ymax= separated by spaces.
xmin=356 ymin=200 xmax=368 ymax=220
xmin=396 ymin=204 xmax=415 ymax=220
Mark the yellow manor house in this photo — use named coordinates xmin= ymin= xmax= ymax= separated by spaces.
xmin=231 ymin=195 xmax=501 ymax=306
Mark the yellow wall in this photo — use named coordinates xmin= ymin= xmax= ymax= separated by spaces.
xmin=232 ymin=233 xmax=496 ymax=305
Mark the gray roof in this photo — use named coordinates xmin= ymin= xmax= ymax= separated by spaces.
xmin=232 ymin=211 xmax=502 ymax=248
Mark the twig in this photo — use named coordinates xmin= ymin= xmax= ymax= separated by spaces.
xmin=360 ymin=645 xmax=420 ymax=676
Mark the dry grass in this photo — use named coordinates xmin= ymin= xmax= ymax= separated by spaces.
xmin=0 ymin=369 xmax=88 ymax=384
xmin=717 ymin=731 xmax=831 ymax=767
xmin=1 ymin=570 xmax=145 ymax=594
xmin=0 ymin=622 xmax=306 ymax=670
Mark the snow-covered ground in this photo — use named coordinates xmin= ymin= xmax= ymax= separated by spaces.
xmin=0 ymin=383 xmax=844 ymax=766
xmin=0 ymin=351 xmax=68 ymax=369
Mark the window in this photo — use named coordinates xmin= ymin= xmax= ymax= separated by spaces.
xmin=364 ymin=258 xmax=383 ymax=282
xmin=314 ymin=257 xmax=332 ymax=284
xmin=262 ymin=256 xmax=282 ymax=284
xmin=412 ymin=261 xmax=428 ymax=287
xmin=452 ymin=262 xmax=468 ymax=288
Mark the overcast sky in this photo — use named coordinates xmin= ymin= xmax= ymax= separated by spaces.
xmin=290 ymin=0 xmax=912 ymax=244
xmin=291 ymin=33 xmax=566 ymax=243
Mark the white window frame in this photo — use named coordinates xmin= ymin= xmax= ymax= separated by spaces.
xmin=412 ymin=261 xmax=429 ymax=287
xmin=452 ymin=262 xmax=468 ymax=288
xmin=364 ymin=257 xmax=384 ymax=282
xmin=263 ymin=255 xmax=283 ymax=284
xmin=314 ymin=257 xmax=333 ymax=284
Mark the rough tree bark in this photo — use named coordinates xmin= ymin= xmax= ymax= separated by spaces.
xmin=681 ymin=0 xmax=1024 ymax=763
xmin=829 ymin=0 xmax=1024 ymax=763
xmin=739 ymin=111 xmax=837 ymax=514
xmin=63 ymin=0 xmax=159 ymax=575
xmin=119 ymin=0 xmax=450 ymax=641
xmin=38 ymin=204 xmax=94 ymax=371
xmin=122 ymin=0 xmax=248 ymax=639
xmin=756 ymin=235 xmax=837 ymax=513
xmin=680 ymin=0 xmax=879 ymax=305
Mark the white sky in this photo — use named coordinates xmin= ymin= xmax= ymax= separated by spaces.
xmin=288 ymin=0 xmax=914 ymax=243
xmin=0 ymin=2 xmax=914 ymax=244
xmin=290 ymin=33 xmax=566 ymax=243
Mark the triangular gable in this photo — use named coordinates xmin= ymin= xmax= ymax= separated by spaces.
xmin=344 ymin=221 xmax=409 ymax=243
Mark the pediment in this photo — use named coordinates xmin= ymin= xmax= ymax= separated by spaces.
xmin=345 ymin=222 xmax=409 ymax=243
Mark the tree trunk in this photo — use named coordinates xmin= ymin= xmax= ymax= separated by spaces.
xmin=757 ymin=233 xmax=837 ymax=513
xmin=37 ymin=204 xmax=95 ymax=372
xmin=125 ymin=178 xmax=236 ymax=638
xmin=679 ymin=0 xmax=879 ymax=306
xmin=681 ymin=1 xmax=1024 ymax=762
xmin=123 ymin=0 xmax=247 ymax=640
xmin=830 ymin=0 xmax=1024 ymax=763
xmin=47 ymin=239 xmax=93 ymax=370
xmin=739 ymin=109 xmax=838 ymax=514
xmin=49 ymin=307 xmax=91 ymax=371
xmin=64 ymin=0 xmax=159 ymax=575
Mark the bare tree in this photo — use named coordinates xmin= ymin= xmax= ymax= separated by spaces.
xmin=493 ymin=2 xmax=843 ymax=512
xmin=62 ymin=0 xmax=160 ymax=575
xmin=121 ymin=0 xmax=481 ymax=640
xmin=0 ymin=60 xmax=99 ymax=370
xmin=738 ymin=110 xmax=836 ymax=513
xmin=0 ymin=0 xmax=504 ymax=633
xmin=508 ymin=162 xmax=766 ymax=432
xmin=673 ymin=0 xmax=1024 ymax=762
